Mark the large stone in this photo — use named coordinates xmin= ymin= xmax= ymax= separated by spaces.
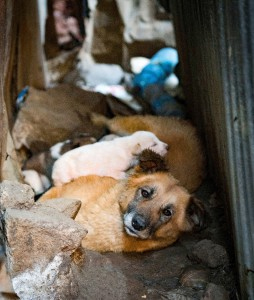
xmin=4 ymin=205 xmax=87 ymax=277
xmin=4 ymin=204 xmax=87 ymax=299
xmin=189 ymin=239 xmax=229 ymax=268
xmin=202 ymin=283 xmax=229 ymax=300
xmin=0 ymin=180 xmax=34 ymax=210
xmin=180 ymin=266 xmax=210 ymax=290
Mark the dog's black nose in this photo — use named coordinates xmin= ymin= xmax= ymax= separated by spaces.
xmin=132 ymin=214 xmax=146 ymax=231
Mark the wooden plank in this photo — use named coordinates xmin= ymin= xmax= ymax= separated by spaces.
xmin=171 ymin=1 xmax=254 ymax=298
xmin=17 ymin=0 xmax=46 ymax=92
xmin=0 ymin=0 xmax=13 ymax=180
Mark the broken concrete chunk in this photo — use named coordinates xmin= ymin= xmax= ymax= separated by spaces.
xmin=189 ymin=239 xmax=229 ymax=268
xmin=39 ymin=198 xmax=82 ymax=219
xmin=4 ymin=205 xmax=87 ymax=277
xmin=0 ymin=180 xmax=34 ymax=210
xmin=12 ymin=254 xmax=79 ymax=300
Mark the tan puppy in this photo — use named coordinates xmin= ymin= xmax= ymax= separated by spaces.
xmin=40 ymin=150 xmax=205 ymax=253
xmin=91 ymin=113 xmax=206 ymax=192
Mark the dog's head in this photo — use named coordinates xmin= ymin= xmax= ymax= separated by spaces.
xmin=131 ymin=131 xmax=168 ymax=157
xmin=119 ymin=149 xmax=205 ymax=242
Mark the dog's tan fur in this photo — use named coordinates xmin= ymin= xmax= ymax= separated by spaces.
xmin=91 ymin=113 xmax=206 ymax=192
xmin=40 ymin=151 xmax=205 ymax=253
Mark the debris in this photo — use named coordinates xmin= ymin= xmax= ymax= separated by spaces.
xmin=16 ymin=86 xmax=29 ymax=110
xmin=180 ymin=266 xmax=210 ymax=290
xmin=0 ymin=180 xmax=34 ymax=210
xmin=130 ymin=57 xmax=150 ymax=74
xmin=202 ymin=283 xmax=230 ymax=300
xmin=12 ymin=84 xmax=136 ymax=154
xmin=143 ymin=83 xmax=186 ymax=118
xmin=189 ymin=239 xmax=229 ymax=268
xmin=79 ymin=63 xmax=125 ymax=86
xmin=94 ymin=84 xmax=142 ymax=112
xmin=132 ymin=47 xmax=178 ymax=95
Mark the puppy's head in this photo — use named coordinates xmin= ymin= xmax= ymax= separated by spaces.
xmin=131 ymin=131 xmax=168 ymax=156
xmin=119 ymin=150 xmax=205 ymax=242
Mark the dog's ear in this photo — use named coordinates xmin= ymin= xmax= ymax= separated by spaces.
xmin=136 ymin=149 xmax=169 ymax=173
xmin=184 ymin=197 xmax=206 ymax=232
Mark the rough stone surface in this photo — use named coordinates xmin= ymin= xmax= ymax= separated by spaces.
xmin=12 ymin=254 xmax=78 ymax=300
xmin=189 ymin=239 xmax=229 ymax=268
xmin=75 ymin=246 xmax=190 ymax=300
xmin=0 ymin=180 xmax=34 ymax=210
xmin=4 ymin=205 xmax=87 ymax=277
xmin=202 ymin=283 xmax=230 ymax=300
xmin=180 ymin=267 xmax=210 ymax=290
xmin=39 ymin=198 xmax=82 ymax=219
xmin=148 ymin=287 xmax=204 ymax=300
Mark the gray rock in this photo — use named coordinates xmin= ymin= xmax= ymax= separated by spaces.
xmin=202 ymin=283 xmax=229 ymax=300
xmin=0 ymin=180 xmax=34 ymax=210
xmin=39 ymin=198 xmax=82 ymax=219
xmin=180 ymin=267 xmax=210 ymax=290
xmin=189 ymin=239 xmax=229 ymax=268
xmin=4 ymin=205 xmax=87 ymax=277
xmin=3 ymin=204 xmax=87 ymax=299
xmin=12 ymin=254 xmax=78 ymax=300
xmin=154 ymin=287 xmax=203 ymax=300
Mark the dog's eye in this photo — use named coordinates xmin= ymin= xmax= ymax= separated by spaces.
xmin=141 ymin=189 xmax=150 ymax=198
xmin=162 ymin=207 xmax=173 ymax=217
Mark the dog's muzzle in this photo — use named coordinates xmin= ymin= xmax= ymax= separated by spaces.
xmin=123 ymin=212 xmax=149 ymax=239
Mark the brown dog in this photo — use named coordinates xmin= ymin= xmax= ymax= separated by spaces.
xmin=40 ymin=150 xmax=205 ymax=253
xmin=91 ymin=113 xmax=206 ymax=193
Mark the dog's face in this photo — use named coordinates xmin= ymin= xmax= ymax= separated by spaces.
xmin=132 ymin=131 xmax=168 ymax=156
xmin=119 ymin=171 xmax=205 ymax=241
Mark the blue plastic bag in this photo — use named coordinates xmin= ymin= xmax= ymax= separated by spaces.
xmin=132 ymin=47 xmax=178 ymax=94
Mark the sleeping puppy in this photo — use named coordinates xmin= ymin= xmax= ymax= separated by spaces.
xmin=91 ymin=113 xmax=206 ymax=193
xmin=40 ymin=150 xmax=205 ymax=253
xmin=23 ymin=134 xmax=97 ymax=179
xmin=52 ymin=131 xmax=168 ymax=186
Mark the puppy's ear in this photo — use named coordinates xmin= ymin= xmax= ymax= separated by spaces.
xmin=136 ymin=149 xmax=169 ymax=173
xmin=184 ymin=197 xmax=206 ymax=232
xmin=132 ymin=143 xmax=141 ymax=155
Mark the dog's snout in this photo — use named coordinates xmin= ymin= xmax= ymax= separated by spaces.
xmin=132 ymin=214 xmax=146 ymax=231
xmin=165 ymin=144 xmax=169 ymax=150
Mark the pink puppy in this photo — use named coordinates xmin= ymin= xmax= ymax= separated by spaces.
xmin=52 ymin=131 xmax=168 ymax=186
